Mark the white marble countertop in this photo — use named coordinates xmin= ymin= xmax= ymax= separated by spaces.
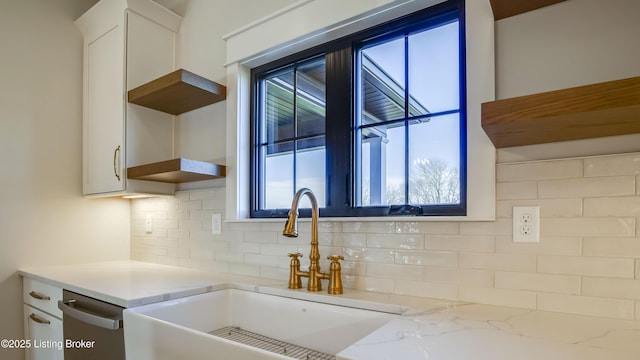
xmin=19 ymin=261 xmax=640 ymax=359
xmin=338 ymin=303 xmax=640 ymax=360
xmin=19 ymin=260 xmax=276 ymax=307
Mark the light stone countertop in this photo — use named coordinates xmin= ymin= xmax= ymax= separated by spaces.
xmin=19 ymin=260 xmax=278 ymax=307
xmin=19 ymin=261 xmax=640 ymax=359
xmin=338 ymin=302 xmax=640 ymax=359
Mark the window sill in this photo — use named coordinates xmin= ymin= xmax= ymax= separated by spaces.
xmin=225 ymin=215 xmax=495 ymax=223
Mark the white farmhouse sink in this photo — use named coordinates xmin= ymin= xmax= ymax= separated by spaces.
xmin=124 ymin=288 xmax=400 ymax=359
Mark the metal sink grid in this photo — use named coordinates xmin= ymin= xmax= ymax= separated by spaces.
xmin=208 ymin=326 xmax=335 ymax=360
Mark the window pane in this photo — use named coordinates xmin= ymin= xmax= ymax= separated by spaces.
xmin=296 ymin=60 xmax=326 ymax=137
xmin=408 ymin=21 xmax=459 ymax=113
xmin=359 ymin=124 xmax=405 ymax=206
xmin=263 ymin=142 xmax=293 ymax=209
xmin=361 ymin=38 xmax=406 ymax=123
xmin=263 ymin=70 xmax=294 ymax=143
xmin=357 ymin=17 xmax=461 ymax=210
xmin=296 ymin=136 xmax=326 ymax=206
xmin=259 ymin=58 xmax=327 ymax=210
xmin=408 ymin=114 xmax=460 ymax=204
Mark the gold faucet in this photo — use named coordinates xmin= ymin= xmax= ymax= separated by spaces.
xmin=283 ymin=188 xmax=343 ymax=294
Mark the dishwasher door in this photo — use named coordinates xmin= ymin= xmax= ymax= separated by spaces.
xmin=59 ymin=290 xmax=125 ymax=360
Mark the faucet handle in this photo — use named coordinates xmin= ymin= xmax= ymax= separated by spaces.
xmin=327 ymin=255 xmax=344 ymax=295
xmin=287 ymin=253 xmax=303 ymax=289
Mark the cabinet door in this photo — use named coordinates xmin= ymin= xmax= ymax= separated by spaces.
xmin=83 ymin=23 xmax=125 ymax=195
xmin=23 ymin=305 xmax=63 ymax=360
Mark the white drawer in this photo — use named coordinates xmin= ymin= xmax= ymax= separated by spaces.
xmin=23 ymin=278 xmax=63 ymax=319
xmin=24 ymin=305 xmax=64 ymax=360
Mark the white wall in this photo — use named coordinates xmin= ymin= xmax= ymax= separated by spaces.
xmin=0 ymin=1 xmax=129 ymax=358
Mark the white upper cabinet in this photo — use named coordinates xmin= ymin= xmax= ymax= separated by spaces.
xmin=76 ymin=0 xmax=181 ymax=197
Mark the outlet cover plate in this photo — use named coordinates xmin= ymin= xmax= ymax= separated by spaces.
xmin=212 ymin=213 xmax=222 ymax=235
xmin=513 ymin=206 xmax=539 ymax=243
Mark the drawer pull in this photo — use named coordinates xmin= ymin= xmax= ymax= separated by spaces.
xmin=29 ymin=313 xmax=51 ymax=325
xmin=29 ymin=291 xmax=51 ymax=301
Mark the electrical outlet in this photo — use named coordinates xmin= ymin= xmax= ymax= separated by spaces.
xmin=513 ymin=206 xmax=539 ymax=243
xmin=212 ymin=213 xmax=222 ymax=235
xmin=145 ymin=214 xmax=153 ymax=234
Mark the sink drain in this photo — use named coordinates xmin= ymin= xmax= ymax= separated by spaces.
xmin=208 ymin=326 xmax=335 ymax=360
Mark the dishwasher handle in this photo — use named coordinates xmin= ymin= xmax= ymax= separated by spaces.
xmin=58 ymin=300 xmax=122 ymax=330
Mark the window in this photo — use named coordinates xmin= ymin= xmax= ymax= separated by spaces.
xmin=251 ymin=0 xmax=465 ymax=218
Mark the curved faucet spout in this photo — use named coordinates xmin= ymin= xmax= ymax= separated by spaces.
xmin=282 ymin=188 xmax=318 ymax=240
xmin=283 ymin=188 xmax=324 ymax=291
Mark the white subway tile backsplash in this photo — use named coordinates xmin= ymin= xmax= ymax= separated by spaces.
xmin=541 ymin=218 xmax=635 ymax=237
xmin=259 ymin=266 xmax=289 ymax=281
xmin=167 ymin=247 xmax=189 ymax=259
xmin=582 ymin=277 xmax=640 ymax=300
xmin=495 ymin=272 xmax=580 ymax=295
xmin=459 ymin=221 xmax=496 ymax=235
xmin=395 ymin=280 xmax=458 ymax=300
xmin=366 ymin=233 xmax=425 ymax=249
xmin=189 ymin=248 xmax=214 ymax=262
xmin=202 ymin=261 xmax=229 ymax=274
xmin=395 ymin=250 xmax=458 ymax=268
xmin=393 ymin=222 xmax=423 ymax=234
xmin=495 ymin=236 xmax=582 ymax=256
xmin=131 ymin=245 xmax=167 ymax=257
xmin=244 ymin=253 xmax=279 ymax=267
xmin=228 ymin=263 xmax=261 ymax=277
xmin=583 ymin=238 xmax=640 ymax=258
xmin=243 ymin=231 xmax=279 ymax=243
xmin=215 ymin=251 xmax=244 ymax=264
xmin=584 ymin=196 xmax=640 ymax=217
xmin=459 ymin=286 xmax=537 ymax=309
xmin=412 ymin=221 xmax=459 ymax=235
xmin=131 ymin=151 xmax=640 ymax=320
xmin=424 ymin=268 xmax=494 ymax=287
xmin=537 ymin=293 xmax=635 ymax=320
xmin=366 ymin=263 xmax=424 ymax=281
xmin=425 ymin=235 xmax=494 ymax=253
xmin=321 ymin=232 xmax=367 ymax=247
xmin=342 ymin=221 xmax=395 ymax=234
xmin=131 ymin=237 xmax=177 ymax=248
xmin=584 ymin=153 xmax=640 ymax=177
xmin=350 ymin=275 xmax=395 ymax=293
xmin=496 ymin=181 xmax=538 ymax=200
xmin=180 ymin=199 xmax=203 ymax=210
xmin=459 ymin=253 xmax=536 ymax=272
xmin=496 ymin=198 xmax=583 ymax=218
xmin=539 ymin=176 xmax=636 ymax=198
xmin=189 ymin=189 xmax=215 ymax=200
xmin=339 ymin=260 xmax=366 ymax=276
xmin=538 ymin=255 xmax=635 ymax=278
xmin=497 ymin=159 xmax=582 ymax=182
xmin=357 ymin=248 xmax=397 ymax=263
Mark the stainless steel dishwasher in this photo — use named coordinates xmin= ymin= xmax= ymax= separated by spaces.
xmin=58 ymin=289 xmax=125 ymax=359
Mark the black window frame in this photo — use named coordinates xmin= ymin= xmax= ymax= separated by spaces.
xmin=250 ymin=0 xmax=466 ymax=218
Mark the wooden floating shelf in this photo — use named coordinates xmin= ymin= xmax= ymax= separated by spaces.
xmin=127 ymin=158 xmax=226 ymax=183
xmin=481 ymin=76 xmax=640 ymax=148
xmin=489 ymin=0 xmax=566 ymax=20
xmin=128 ymin=69 xmax=226 ymax=115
